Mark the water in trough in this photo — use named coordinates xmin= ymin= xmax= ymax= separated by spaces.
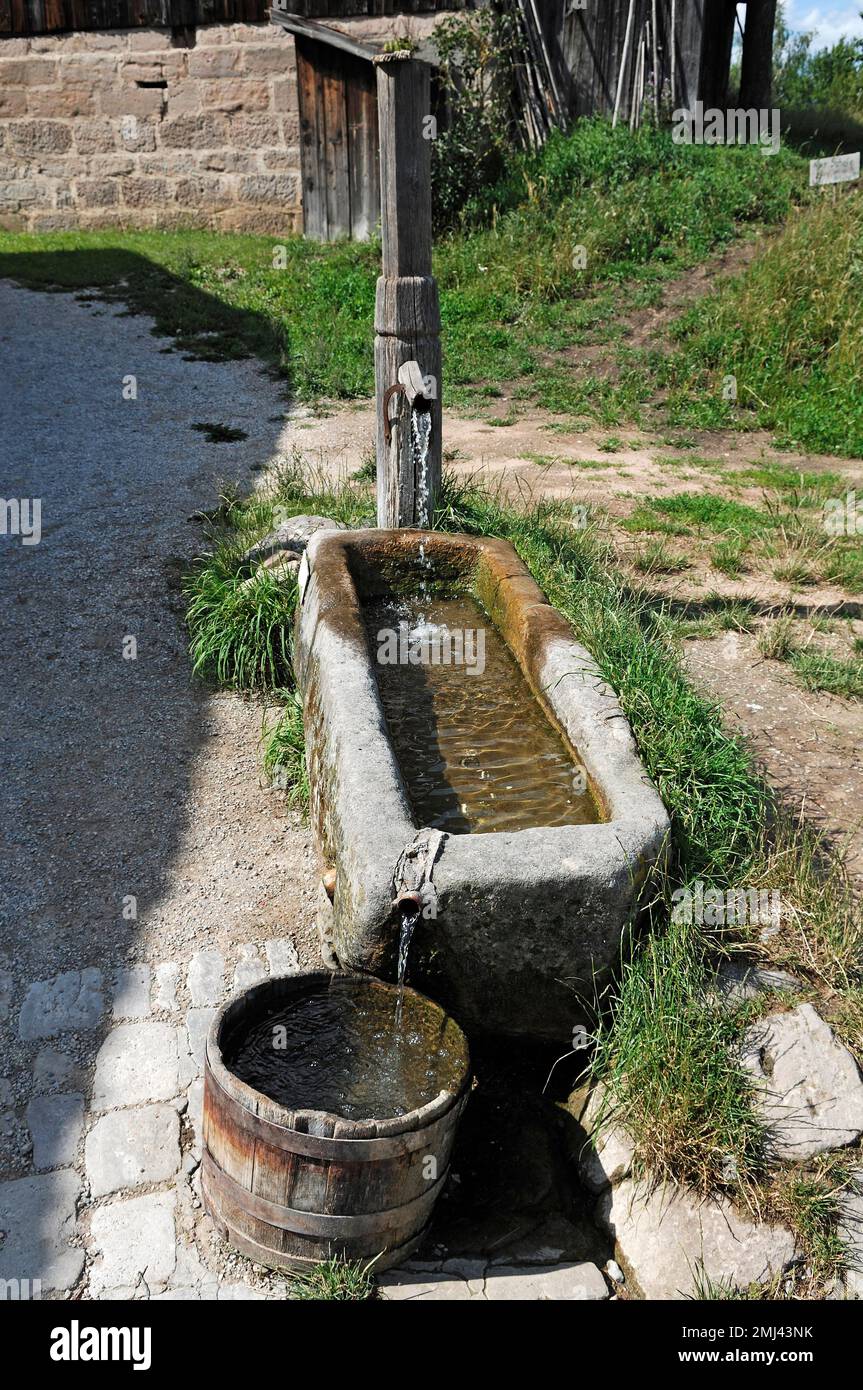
xmin=364 ymin=591 xmax=600 ymax=835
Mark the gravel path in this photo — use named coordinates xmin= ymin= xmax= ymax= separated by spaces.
xmin=0 ymin=280 xmax=320 ymax=1297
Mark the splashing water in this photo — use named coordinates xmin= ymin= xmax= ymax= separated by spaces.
xmin=396 ymin=902 xmax=422 ymax=1025
xmin=413 ymin=408 xmax=433 ymax=528
xmin=413 ymin=407 xmax=434 ymax=608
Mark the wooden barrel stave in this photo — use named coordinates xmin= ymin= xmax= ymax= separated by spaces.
xmin=202 ymin=972 xmax=470 ymax=1274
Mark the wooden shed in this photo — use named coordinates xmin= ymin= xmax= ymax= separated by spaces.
xmin=270 ymin=14 xmax=380 ymax=241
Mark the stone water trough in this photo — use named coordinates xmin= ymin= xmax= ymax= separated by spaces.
xmin=295 ymin=528 xmax=669 ymax=1041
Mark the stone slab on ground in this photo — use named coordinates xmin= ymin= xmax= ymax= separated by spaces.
xmin=187 ymin=950 xmax=224 ymax=1008
xmin=185 ymin=1007 xmax=216 ymax=1074
xmin=378 ymin=1261 xmax=608 ymax=1301
xmin=232 ymin=944 xmax=267 ymax=992
xmin=112 ymin=965 xmax=152 ymax=1019
xmin=153 ymin=962 xmax=180 ymax=1013
xmin=243 ymin=515 xmax=346 ymax=568
xmin=18 ymin=968 xmax=103 ymax=1039
xmin=32 ymin=1047 xmax=76 ymax=1092
xmin=713 ymin=960 xmax=802 ymax=1004
xmin=26 ymin=1092 xmax=84 ymax=1170
xmin=837 ymin=1170 xmax=863 ymax=1299
xmin=484 ymin=1262 xmax=608 ymax=1301
xmin=741 ymin=1004 xmax=863 ymax=1160
xmin=88 ymin=1190 xmax=177 ymax=1297
xmin=0 ymin=1169 xmax=84 ymax=1292
xmin=85 ymin=1104 xmax=181 ymax=1197
xmin=92 ymin=1021 xmax=179 ymax=1110
xmin=488 ymin=1215 xmax=606 ymax=1267
xmin=264 ymin=937 xmax=300 ymax=976
xmin=377 ymin=1270 xmax=485 ymax=1301
xmin=598 ymin=1179 xmax=798 ymax=1300
xmin=577 ymin=1084 xmax=635 ymax=1195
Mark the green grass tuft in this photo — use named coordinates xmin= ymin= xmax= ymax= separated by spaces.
xmin=287 ymin=1255 xmax=379 ymax=1301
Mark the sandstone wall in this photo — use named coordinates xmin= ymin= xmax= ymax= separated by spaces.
xmin=0 ymin=24 xmax=303 ymax=234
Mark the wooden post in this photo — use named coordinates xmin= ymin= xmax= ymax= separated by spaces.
xmin=698 ymin=0 xmax=737 ymax=111
xmin=739 ymin=0 xmax=778 ymax=111
xmin=374 ymin=52 xmax=442 ymax=530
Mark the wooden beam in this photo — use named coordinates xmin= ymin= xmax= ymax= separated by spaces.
xmin=739 ymin=0 xmax=778 ymax=109
xmin=373 ymin=53 xmax=442 ymax=529
xmin=699 ymin=0 xmax=737 ymax=110
xmin=269 ymin=8 xmax=380 ymax=64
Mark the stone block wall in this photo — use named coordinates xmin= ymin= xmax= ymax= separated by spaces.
xmin=0 ymin=24 xmax=303 ymax=233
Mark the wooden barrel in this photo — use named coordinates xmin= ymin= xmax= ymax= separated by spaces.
xmin=202 ymin=971 xmax=471 ymax=1273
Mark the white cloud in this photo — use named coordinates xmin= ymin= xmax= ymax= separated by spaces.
xmin=788 ymin=5 xmax=863 ymax=48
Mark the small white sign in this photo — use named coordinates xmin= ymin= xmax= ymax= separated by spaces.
xmin=810 ymin=152 xmax=860 ymax=187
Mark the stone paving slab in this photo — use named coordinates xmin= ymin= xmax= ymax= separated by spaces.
xmin=379 ymin=1261 xmax=609 ymax=1301
xmin=18 ymin=969 xmax=103 ymax=1040
xmin=598 ymin=1179 xmax=798 ymax=1300
xmin=188 ymin=950 xmax=224 ymax=1008
xmin=741 ymin=1004 xmax=863 ymax=1160
xmin=92 ymin=1021 xmax=179 ymax=1109
xmin=837 ymin=1170 xmax=863 ymax=1299
xmin=85 ymin=1104 xmax=181 ymax=1197
xmin=0 ymin=1169 xmax=84 ymax=1292
xmin=112 ymin=965 xmax=152 ymax=1020
xmin=32 ymin=1047 xmax=76 ymax=1093
xmin=27 ymin=1092 xmax=84 ymax=1170
xmin=264 ymin=937 xmax=300 ymax=975
xmin=88 ymin=1190 xmax=177 ymax=1297
xmin=185 ymin=1007 xmax=216 ymax=1074
xmin=484 ymin=1262 xmax=608 ymax=1301
xmin=154 ymin=962 xmax=180 ymax=1012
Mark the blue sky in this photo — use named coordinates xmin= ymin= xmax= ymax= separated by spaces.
xmin=781 ymin=4 xmax=863 ymax=46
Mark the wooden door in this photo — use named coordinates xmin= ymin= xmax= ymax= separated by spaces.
xmin=296 ymin=35 xmax=381 ymax=242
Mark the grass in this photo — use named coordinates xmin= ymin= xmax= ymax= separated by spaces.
xmin=757 ymin=615 xmax=797 ymax=661
xmin=711 ymin=537 xmax=748 ymax=578
xmin=621 ymin=483 xmax=863 ymax=594
xmin=286 ymin=1255 xmax=379 ymax=1301
xmin=588 ymin=917 xmax=767 ymax=1194
xmin=791 ymin=649 xmax=863 ymax=699
xmin=632 ymin=539 xmax=691 ymax=576
xmin=0 ymin=121 xmax=807 ymax=422
xmin=262 ymin=691 xmax=309 ymax=811
xmin=183 ymin=457 xmax=374 ymax=805
xmin=643 ymin=494 xmax=771 ymax=539
xmin=664 ymin=189 xmax=863 ymax=456
xmin=757 ymin=616 xmax=863 ymax=699
xmin=185 ymin=542 xmax=298 ymax=691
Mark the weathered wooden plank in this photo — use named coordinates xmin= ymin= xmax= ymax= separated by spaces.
xmin=321 ymin=46 xmax=350 ymax=240
xmin=296 ymin=34 xmax=327 ymax=241
xmin=346 ymin=54 xmax=379 ymax=240
xmin=269 ymin=9 xmax=379 ymax=62
xmin=375 ymin=53 xmax=431 ymax=279
xmin=373 ymin=53 xmax=441 ymax=528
